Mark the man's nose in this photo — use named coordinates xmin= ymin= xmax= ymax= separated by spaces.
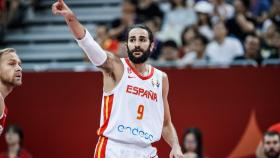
xmin=135 ymin=40 xmax=141 ymax=47
xmin=17 ymin=65 xmax=22 ymax=72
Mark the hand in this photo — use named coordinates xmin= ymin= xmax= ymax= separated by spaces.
xmin=52 ymin=0 xmax=74 ymax=20
xmin=169 ymin=144 xmax=184 ymax=158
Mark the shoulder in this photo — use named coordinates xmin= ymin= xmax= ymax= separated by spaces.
xmin=161 ymin=71 xmax=168 ymax=79
xmin=152 ymin=66 xmax=168 ymax=80
xmin=226 ymin=37 xmax=241 ymax=44
xmin=161 ymin=71 xmax=169 ymax=90
xmin=99 ymin=52 xmax=122 ymax=73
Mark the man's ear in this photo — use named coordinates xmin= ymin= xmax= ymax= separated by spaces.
xmin=150 ymin=42 xmax=155 ymax=52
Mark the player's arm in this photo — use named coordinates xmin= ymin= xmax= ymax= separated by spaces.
xmin=161 ymin=72 xmax=183 ymax=158
xmin=52 ymin=0 xmax=120 ymax=72
xmin=0 ymin=94 xmax=4 ymax=120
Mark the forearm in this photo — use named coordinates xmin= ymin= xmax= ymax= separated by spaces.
xmin=53 ymin=0 xmax=107 ymax=66
xmin=237 ymin=15 xmax=255 ymax=32
xmin=64 ymin=13 xmax=85 ymax=39
xmin=162 ymin=121 xmax=181 ymax=148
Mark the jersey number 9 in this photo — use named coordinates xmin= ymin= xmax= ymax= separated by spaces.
xmin=136 ymin=104 xmax=144 ymax=120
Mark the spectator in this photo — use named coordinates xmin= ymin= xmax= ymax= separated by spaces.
xmin=180 ymin=34 xmax=208 ymax=66
xmin=260 ymin=22 xmax=280 ymax=59
xmin=249 ymin=0 xmax=270 ymax=25
xmin=94 ymin=24 xmax=120 ymax=56
xmin=182 ymin=128 xmax=203 ymax=158
xmin=158 ymin=39 xmax=179 ymax=61
xmin=210 ymin=0 xmax=234 ymax=22
xmin=136 ymin=0 xmax=163 ymax=26
xmin=234 ymin=34 xmax=262 ymax=65
xmin=144 ymin=19 xmax=163 ymax=60
xmin=5 ymin=0 xmax=29 ymax=29
xmin=256 ymin=123 xmax=280 ymax=158
xmin=194 ymin=1 xmax=214 ymax=41
xmin=226 ymin=0 xmax=257 ymax=42
xmin=109 ymin=0 xmax=138 ymax=41
xmin=262 ymin=0 xmax=280 ymax=33
xmin=180 ymin=25 xmax=199 ymax=56
xmin=206 ymin=21 xmax=244 ymax=65
xmin=0 ymin=125 xmax=32 ymax=158
xmin=158 ymin=0 xmax=197 ymax=44
xmin=256 ymin=131 xmax=280 ymax=158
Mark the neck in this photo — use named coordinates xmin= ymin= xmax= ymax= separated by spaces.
xmin=245 ymin=52 xmax=257 ymax=59
xmin=8 ymin=144 xmax=20 ymax=155
xmin=216 ymin=37 xmax=225 ymax=44
xmin=0 ymin=81 xmax=13 ymax=99
xmin=129 ymin=60 xmax=149 ymax=75
xmin=197 ymin=51 xmax=204 ymax=59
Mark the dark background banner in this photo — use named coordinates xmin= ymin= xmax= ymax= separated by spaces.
xmin=0 ymin=67 xmax=279 ymax=158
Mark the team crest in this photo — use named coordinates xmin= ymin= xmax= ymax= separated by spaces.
xmin=151 ymin=78 xmax=160 ymax=88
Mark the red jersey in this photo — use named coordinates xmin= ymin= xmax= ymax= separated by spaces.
xmin=0 ymin=149 xmax=32 ymax=158
xmin=0 ymin=105 xmax=8 ymax=135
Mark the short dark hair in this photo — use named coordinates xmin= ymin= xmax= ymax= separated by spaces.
xmin=194 ymin=34 xmax=209 ymax=46
xmin=162 ymin=40 xmax=178 ymax=49
xmin=169 ymin=0 xmax=186 ymax=9
xmin=126 ymin=24 xmax=154 ymax=43
xmin=264 ymin=131 xmax=280 ymax=141
xmin=240 ymin=0 xmax=250 ymax=10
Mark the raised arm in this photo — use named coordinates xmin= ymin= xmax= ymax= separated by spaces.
xmin=52 ymin=0 xmax=84 ymax=39
xmin=162 ymin=72 xmax=184 ymax=158
xmin=52 ymin=0 xmax=119 ymax=72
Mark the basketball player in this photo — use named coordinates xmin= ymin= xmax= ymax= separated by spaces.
xmin=0 ymin=48 xmax=22 ymax=136
xmin=52 ymin=0 xmax=183 ymax=157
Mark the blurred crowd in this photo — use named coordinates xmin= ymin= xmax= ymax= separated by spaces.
xmin=0 ymin=0 xmax=280 ymax=67
xmin=93 ymin=0 xmax=280 ymax=68
xmin=0 ymin=0 xmax=37 ymax=40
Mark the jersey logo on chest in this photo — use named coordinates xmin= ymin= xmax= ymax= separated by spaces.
xmin=126 ymin=85 xmax=158 ymax=102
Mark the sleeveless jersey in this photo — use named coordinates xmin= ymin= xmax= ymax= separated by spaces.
xmin=97 ymin=58 xmax=164 ymax=147
xmin=0 ymin=105 xmax=7 ymax=136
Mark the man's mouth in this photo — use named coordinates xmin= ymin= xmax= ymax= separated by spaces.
xmin=15 ymin=74 xmax=22 ymax=79
xmin=133 ymin=51 xmax=143 ymax=56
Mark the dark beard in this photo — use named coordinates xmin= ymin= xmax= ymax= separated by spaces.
xmin=127 ymin=45 xmax=151 ymax=64
xmin=265 ymin=150 xmax=280 ymax=158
